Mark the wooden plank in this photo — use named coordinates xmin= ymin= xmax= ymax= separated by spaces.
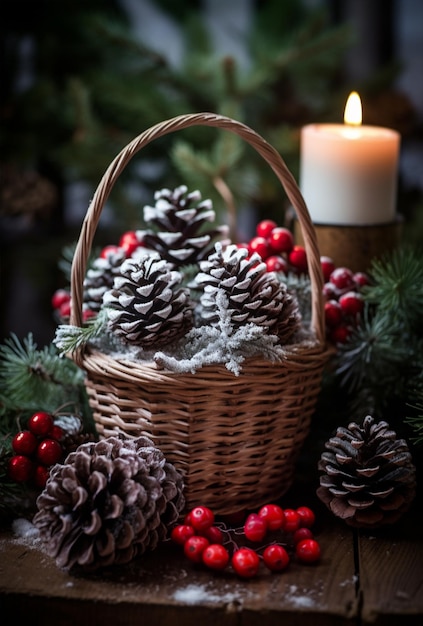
xmin=357 ymin=504 xmax=423 ymax=625
xmin=0 ymin=512 xmax=357 ymax=626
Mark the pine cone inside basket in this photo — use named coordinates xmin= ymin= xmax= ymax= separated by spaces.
xmin=33 ymin=436 xmax=185 ymax=571
xmin=317 ymin=415 xmax=416 ymax=528
xmin=103 ymin=253 xmax=194 ymax=347
xmin=195 ymin=243 xmax=301 ymax=343
xmin=141 ymin=185 xmax=229 ymax=268
xmin=83 ymin=247 xmax=127 ymax=313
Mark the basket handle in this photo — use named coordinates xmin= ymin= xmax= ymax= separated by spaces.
xmin=70 ymin=112 xmax=325 ymax=344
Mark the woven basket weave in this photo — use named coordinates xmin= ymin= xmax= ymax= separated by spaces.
xmin=69 ymin=113 xmax=329 ymax=515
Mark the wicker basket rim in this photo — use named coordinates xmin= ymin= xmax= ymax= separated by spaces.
xmin=69 ymin=112 xmax=326 ymax=347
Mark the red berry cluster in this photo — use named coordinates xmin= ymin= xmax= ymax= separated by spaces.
xmin=322 ymin=263 xmax=370 ymax=344
xmin=171 ymin=504 xmax=320 ymax=578
xmin=51 ymin=230 xmax=144 ymax=320
xmin=8 ymin=412 xmax=64 ymax=489
xmin=240 ymin=219 xmax=307 ymax=274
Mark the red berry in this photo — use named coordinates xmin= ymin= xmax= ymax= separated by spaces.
xmin=28 ymin=412 xmax=54 ymax=437
xmin=33 ymin=464 xmax=50 ymax=489
xmin=59 ymin=300 xmax=71 ymax=319
xmin=320 ymin=256 xmax=336 ymax=282
xmin=51 ymin=289 xmax=70 ymax=310
xmin=184 ymin=535 xmax=209 ymax=563
xmin=353 ymin=271 xmax=371 ymax=288
xmin=295 ymin=538 xmax=321 ymax=563
xmin=324 ymin=300 xmax=343 ymax=328
xmin=202 ymin=544 xmax=230 ymax=570
xmin=36 ymin=439 xmax=63 ymax=466
xmin=12 ymin=430 xmax=38 ymax=456
xmin=288 ymin=245 xmax=308 ymax=273
xmin=258 ymin=504 xmax=284 ymax=531
xmin=322 ymin=282 xmax=340 ymax=301
xmin=189 ymin=506 xmax=215 ymax=532
xmin=50 ymin=425 xmax=64 ymax=441
xmin=100 ymin=244 xmax=121 ymax=259
xmin=265 ymin=255 xmax=288 ymax=274
xmin=244 ymin=513 xmax=268 ymax=542
xmin=256 ymin=219 xmax=277 ymax=239
xmin=83 ymin=309 xmax=96 ymax=322
xmin=293 ymin=528 xmax=314 ymax=544
xmin=171 ymin=524 xmax=195 ymax=546
xmin=202 ymin=525 xmax=224 ymax=544
xmin=183 ymin=511 xmax=193 ymax=525
xmin=330 ymin=267 xmax=355 ymax=291
xmin=119 ymin=231 xmax=142 ymax=257
xmin=268 ymin=227 xmax=294 ymax=254
xmin=296 ymin=506 xmax=316 ymax=528
xmin=339 ymin=291 xmax=364 ymax=316
xmin=330 ymin=324 xmax=351 ymax=344
xmin=249 ymin=236 xmax=270 ymax=260
xmin=231 ymin=547 xmax=260 ymax=578
xmin=8 ymin=455 xmax=34 ymax=482
xmin=283 ymin=509 xmax=300 ymax=533
xmin=263 ymin=544 xmax=290 ymax=572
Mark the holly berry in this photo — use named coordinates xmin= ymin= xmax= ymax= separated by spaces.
xmin=100 ymin=244 xmax=121 ymax=259
xmin=171 ymin=524 xmax=195 ymax=546
xmin=288 ymin=245 xmax=308 ymax=273
xmin=59 ymin=300 xmax=71 ymax=319
xmin=354 ymin=271 xmax=371 ymax=288
xmin=232 ymin=547 xmax=260 ymax=578
xmin=33 ymin=464 xmax=50 ymax=489
xmin=8 ymin=455 xmax=34 ymax=482
xmin=50 ymin=425 xmax=64 ymax=442
xmin=36 ymin=439 xmax=63 ymax=466
xmin=320 ymin=256 xmax=336 ymax=282
xmin=329 ymin=267 xmax=355 ymax=291
xmin=249 ymin=236 xmax=270 ymax=260
xmin=202 ymin=544 xmax=230 ymax=571
xmin=12 ymin=430 xmax=38 ymax=456
xmin=256 ymin=219 xmax=277 ymax=239
xmin=324 ymin=300 xmax=343 ymax=328
xmin=119 ymin=231 xmax=142 ymax=257
xmin=184 ymin=535 xmax=210 ymax=563
xmin=263 ymin=544 xmax=290 ymax=572
xmin=322 ymin=282 xmax=340 ymax=301
xmin=28 ymin=412 xmax=54 ymax=437
xmin=295 ymin=538 xmax=321 ymax=563
xmin=296 ymin=506 xmax=316 ymax=528
xmin=265 ymin=255 xmax=288 ymax=274
xmin=202 ymin=525 xmax=224 ymax=544
xmin=283 ymin=509 xmax=300 ymax=533
xmin=339 ymin=291 xmax=364 ymax=317
xmin=268 ymin=227 xmax=294 ymax=254
xmin=293 ymin=528 xmax=314 ymax=544
xmin=51 ymin=289 xmax=70 ymax=310
xmin=330 ymin=324 xmax=351 ymax=344
xmin=258 ymin=503 xmax=284 ymax=531
xmin=189 ymin=506 xmax=215 ymax=532
xmin=244 ymin=513 xmax=267 ymax=542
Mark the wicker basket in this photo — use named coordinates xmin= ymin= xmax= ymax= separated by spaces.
xmin=69 ymin=113 xmax=329 ymax=515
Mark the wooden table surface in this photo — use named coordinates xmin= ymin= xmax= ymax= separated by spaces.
xmin=1 ymin=484 xmax=422 ymax=626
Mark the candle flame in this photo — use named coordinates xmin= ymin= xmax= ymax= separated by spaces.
xmin=344 ymin=91 xmax=362 ymax=126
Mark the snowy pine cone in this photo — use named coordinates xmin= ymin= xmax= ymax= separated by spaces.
xmin=104 ymin=253 xmax=194 ymax=347
xmin=141 ymin=185 xmax=229 ymax=268
xmin=317 ymin=415 xmax=416 ymax=528
xmin=195 ymin=243 xmax=301 ymax=343
xmin=33 ymin=436 xmax=185 ymax=571
xmin=83 ymin=248 xmax=127 ymax=313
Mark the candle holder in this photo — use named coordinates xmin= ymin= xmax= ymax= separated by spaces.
xmin=294 ymin=215 xmax=402 ymax=273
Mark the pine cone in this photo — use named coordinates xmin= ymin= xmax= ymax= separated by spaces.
xmin=104 ymin=253 xmax=194 ymax=347
xmin=83 ymin=248 xmax=127 ymax=313
xmin=141 ymin=185 xmax=229 ymax=268
xmin=195 ymin=243 xmax=301 ymax=343
xmin=33 ymin=436 xmax=185 ymax=571
xmin=317 ymin=415 xmax=416 ymax=528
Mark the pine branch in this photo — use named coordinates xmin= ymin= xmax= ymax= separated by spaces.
xmin=53 ymin=309 xmax=109 ymax=355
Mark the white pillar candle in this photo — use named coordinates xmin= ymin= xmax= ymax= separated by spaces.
xmin=300 ymin=92 xmax=400 ymax=225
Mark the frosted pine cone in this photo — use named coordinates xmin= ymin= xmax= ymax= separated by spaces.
xmin=83 ymin=248 xmax=127 ymax=313
xmin=104 ymin=253 xmax=194 ymax=347
xmin=141 ymin=185 xmax=229 ymax=268
xmin=33 ymin=436 xmax=185 ymax=571
xmin=195 ymin=243 xmax=301 ymax=343
xmin=317 ymin=415 xmax=416 ymax=528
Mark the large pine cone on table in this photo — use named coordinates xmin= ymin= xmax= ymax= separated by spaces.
xmin=33 ymin=436 xmax=185 ymax=571
xmin=317 ymin=415 xmax=416 ymax=528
